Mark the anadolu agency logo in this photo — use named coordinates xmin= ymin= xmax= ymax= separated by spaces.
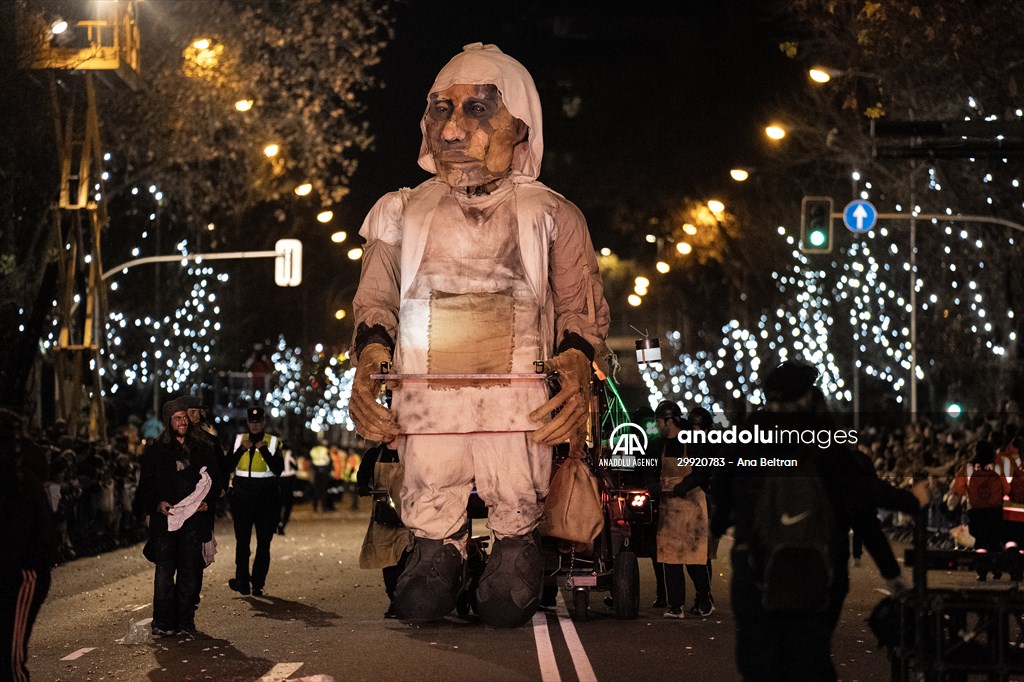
xmin=601 ymin=423 xmax=658 ymax=469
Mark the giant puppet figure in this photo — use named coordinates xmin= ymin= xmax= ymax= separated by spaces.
xmin=349 ymin=43 xmax=609 ymax=627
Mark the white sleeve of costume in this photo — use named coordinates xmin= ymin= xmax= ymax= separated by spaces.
xmin=549 ymin=199 xmax=611 ymax=352
xmin=352 ymin=192 xmax=404 ymax=352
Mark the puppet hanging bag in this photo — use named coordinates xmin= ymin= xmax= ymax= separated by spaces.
xmin=541 ymin=451 xmax=604 ymax=544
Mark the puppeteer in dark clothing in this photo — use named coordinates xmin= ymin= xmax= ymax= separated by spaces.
xmin=711 ymin=364 xmax=924 ymax=682
xmin=138 ymin=399 xmax=221 ymax=636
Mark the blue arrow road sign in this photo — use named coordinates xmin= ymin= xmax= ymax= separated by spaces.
xmin=843 ymin=199 xmax=877 ymax=234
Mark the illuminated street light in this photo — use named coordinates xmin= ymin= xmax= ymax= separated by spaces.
xmin=627 ymin=294 xmax=643 ymax=307
xmin=676 ymin=241 xmax=693 ymax=255
xmin=50 ymin=19 xmax=68 ymax=35
xmin=729 ymin=168 xmax=749 ymax=182
xmin=331 ymin=231 xmax=347 ymax=243
xmin=765 ymin=124 xmax=787 ymax=140
xmin=192 ymin=38 xmax=211 ymax=50
xmin=347 ymin=247 xmax=363 ymax=260
xmin=316 ymin=210 xmax=334 ymax=223
xmin=707 ymin=199 xmax=725 ymax=216
xmin=334 ymin=309 xmax=347 ymax=320
xmin=808 ymin=67 xmax=833 ymax=84
xmin=234 ymin=99 xmax=254 ymax=112
xmin=682 ymin=223 xmax=697 ymax=236
xmin=599 ymin=247 xmax=612 ymax=256
xmin=645 ymin=234 xmax=657 ymax=244
xmin=634 ymin=276 xmax=650 ymax=289
xmin=946 ymin=403 xmax=963 ymax=419
xmin=294 ymin=182 xmax=313 ymax=196
xmin=263 ymin=143 xmax=280 ymax=157
xmin=656 ymin=261 xmax=670 ymax=274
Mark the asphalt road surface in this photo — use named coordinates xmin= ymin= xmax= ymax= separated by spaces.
xmin=26 ymin=506 xmax=992 ymax=681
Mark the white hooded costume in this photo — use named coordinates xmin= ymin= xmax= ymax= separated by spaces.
xmin=353 ymin=42 xmax=609 ymax=547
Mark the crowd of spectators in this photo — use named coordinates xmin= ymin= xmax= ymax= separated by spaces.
xmin=20 ymin=418 xmax=150 ymax=562
xmin=855 ymin=400 xmax=1022 ymax=547
xmin=24 ymin=396 xmax=1020 ymax=564
xmin=22 ymin=413 xmax=367 ymax=565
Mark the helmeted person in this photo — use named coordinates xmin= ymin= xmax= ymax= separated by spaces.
xmin=227 ymin=406 xmax=283 ymax=597
xmin=349 ymin=43 xmax=609 ymax=627
xmin=138 ymin=396 xmax=221 ymax=636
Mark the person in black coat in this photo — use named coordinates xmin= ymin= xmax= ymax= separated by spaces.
xmin=1 ymin=409 xmax=57 ymax=681
xmin=710 ymin=362 xmax=928 ymax=681
xmin=138 ymin=398 xmax=221 ymax=637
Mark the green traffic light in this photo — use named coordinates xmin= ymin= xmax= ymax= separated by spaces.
xmin=808 ymin=229 xmax=827 ymax=247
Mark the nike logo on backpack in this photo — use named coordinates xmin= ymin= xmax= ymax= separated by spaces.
xmin=780 ymin=511 xmax=811 ymax=526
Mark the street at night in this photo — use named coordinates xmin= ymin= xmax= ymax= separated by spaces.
xmin=27 ymin=506 xmax=996 ymax=682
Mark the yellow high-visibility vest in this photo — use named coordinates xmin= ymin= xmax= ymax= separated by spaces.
xmin=233 ymin=433 xmax=279 ymax=478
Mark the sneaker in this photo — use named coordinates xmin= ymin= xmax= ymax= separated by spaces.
xmin=252 ymin=587 xmax=264 ymax=597
xmin=696 ymin=600 xmax=715 ymax=617
xmin=651 ymin=599 xmax=668 ymax=609
xmin=151 ymin=627 xmax=176 ymax=638
xmin=177 ymin=626 xmax=197 ymax=637
xmin=384 ymin=604 xmax=397 ymax=619
xmin=663 ymin=607 xmax=685 ymax=619
xmin=228 ymin=578 xmax=251 ymax=595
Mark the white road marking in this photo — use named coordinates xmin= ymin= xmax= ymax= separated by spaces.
xmin=556 ymin=593 xmax=598 ymax=682
xmin=258 ymin=662 xmax=304 ymax=681
xmin=531 ymin=610 xmax=561 ymax=682
xmin=61 ymin=647 xmax=96 ymax=661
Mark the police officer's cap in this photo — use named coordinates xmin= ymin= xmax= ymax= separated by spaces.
xmin=247 ymin=406 xmax=265 ymax=422
xmin=654 ymin=400 xmax=683 ymax=422
xmin=764 ymin=361 xmax=819 ymax=403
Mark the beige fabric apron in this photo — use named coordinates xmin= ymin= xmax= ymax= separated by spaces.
xmin=656 ymin=442 xmax=709 ymax=565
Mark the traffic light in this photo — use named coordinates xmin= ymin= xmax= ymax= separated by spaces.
xmin=800 ymin=196 xmax=834 ymax=254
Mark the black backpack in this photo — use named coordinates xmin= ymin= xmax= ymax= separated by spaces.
xmin=750 ymin=461 xmax=835 ymax=612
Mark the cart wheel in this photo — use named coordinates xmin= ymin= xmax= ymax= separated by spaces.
xmin=572 ymin=589 xmax=589 ymax=621
xmin=612 ymin=550 xmax=640 ymax=620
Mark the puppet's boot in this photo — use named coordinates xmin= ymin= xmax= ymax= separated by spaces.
xmin=394 ymin=538 xmax=463 ymax=622
xmin=476 ymin=532 xmax=542 ymax=628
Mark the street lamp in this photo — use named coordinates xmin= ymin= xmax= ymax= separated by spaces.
xmin=729 ymin=168 xmax=750 ymax=182
xmin=765 ymin=124 xmax=787 ymax=141
xmin=330 ymin=231 xmax=347 ymax=244
xmin=234 ymin=99 xmax=254 ymax=112
xmin=294 ymin=182 xmax=313 ymax=197
xmin=707 ymin=199 xmax=725 ymax=217
xmin=263 ymin=143 xmax=280 ymax=158
xmin=676 ymin=241 xmax=693 ymax=255
xmin=316 ymin=210 xmax=334 ymax=223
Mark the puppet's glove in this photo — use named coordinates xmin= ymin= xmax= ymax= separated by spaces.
xmin=529 ymin=349 xmax=592 ymax=446
xmin=348 ymin=343 xmax=399 ymax=443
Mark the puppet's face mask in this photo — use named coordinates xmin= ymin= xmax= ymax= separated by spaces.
xmin=424 ymin=83 xmax=527 ymax=188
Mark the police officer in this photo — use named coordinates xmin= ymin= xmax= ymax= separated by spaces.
xmin=227 ymin=406 xmax=283 ymax=596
